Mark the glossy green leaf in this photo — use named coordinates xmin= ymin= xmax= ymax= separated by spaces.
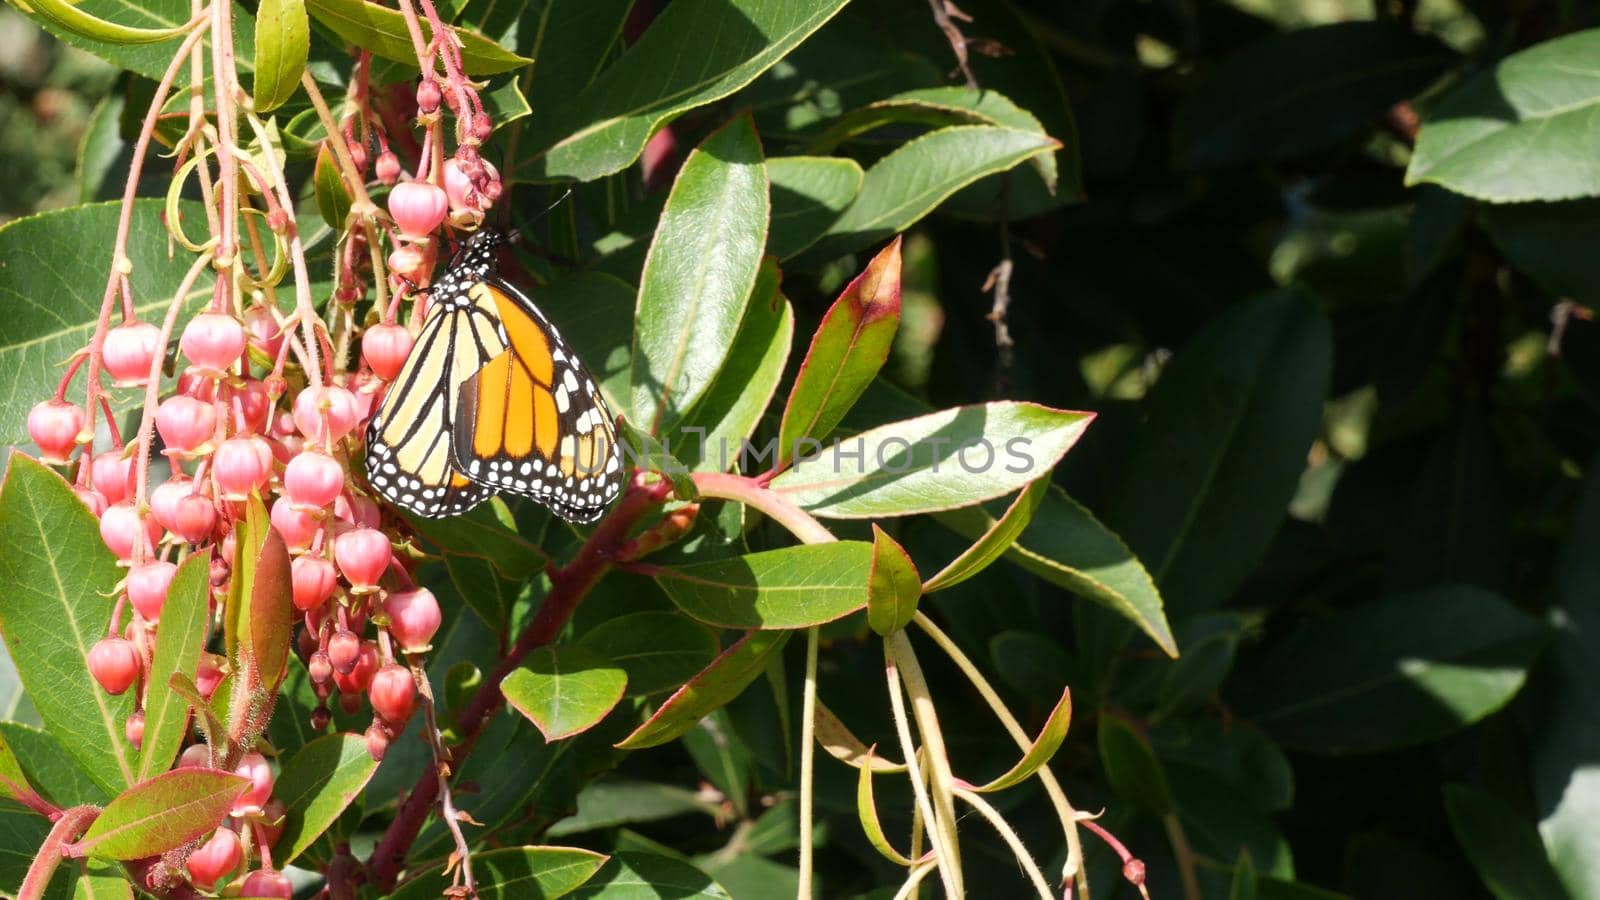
xmin=0 ymin=723 xmax=109 ymax=808
xmin=0 ymin=731 xmax=32 ymax=806
xmin=797 ymin=125 xmax=1058 ymax=263
xmin=253 ymin=0 xmax=308 ymax=112
xmin=1109 ymin=289 xmax=1330 ymax=615
xmin=1443 ymin=784 xmax=1569 ymax=900
xmin=669 ymin=266 xmax=791 ymax=473
xmin=769 ymin=402 xmax=1091 ymax=519
xmin=767 ymin=156 xmax=863 ymax=259
xmin=515 ymin=0 xmax=850 ymax=182
xmin=1097 ymin=716 xmax=1171 ymax=816
xmin=575 ymin=612 xmax=720 ymax=698
xmin=0 ymin=799 xmax=56 ymax=895
xmin=1481 ymin=200 xmax=1600 ymax=304
xmin=391 ymin=846 xmax=608 ymax=900
xmin=652 ymin=543 xmax=873 ymax=630
xmin=567 ymin=851 xmax=731 ymax=899
xmin=1237 ymin=587 xmax=1546 ymax=753
xmin=274 ymin=732 xmax=381 ymax=866
xmin=0 ymin=202 xmax=210 ymax=448
xmin=75 ymin=769 xmax=247 ymax=860
xmin=617 ymin=421 xmax=698 ymax=501
xmin=1409 ymin=29 xmax=1600 ymax=202
xmin=14 ymin=0 xmax=256 ymax=83
xmin=504 ymin=647 xmax=629 ymax=741
xmin=941 ymin=484 xmax=1174 ymax=655
xmin=304 ymin=0 xmax=530 ymax=75
xmin=866 ymin=525 xmax=920 ymax=637
xmin=777 ymin=237 xmax=901 ymax=469
xmin=73 ymin=861 xmax=133 ymax=900
xmin=631 ymin=116 xmax=768 ymax=434
xmin=617 ymin=630 xmax=790 ymax=750
xmin=546 ymin=780 xmax=717 ymax=837
xmin=406 ymin=497 xmax=549 ymax=582
xmin=857 ymin=746 xmax=917 ymax=866
xmin=0 ymin=455 xmax=133 ymax=795
xmin=313 ymin=142 xmax=351 ymax=230
xmin=1176 ymin=22 xmax=1454 ymax=168
xmin=137 ymin=555 xmax=210 ymax=780
xmin=242 ymin=501 xmax=293 ymax=696
xmin=520 ymin=0 xmax=635 ymax=116
xmin=922 ymin=476 xmax=1048 ymax=593
xmin=974 ymin=688 xmax=1071 ymax=792
xmin=22 ymin=0 xmax=192 ymax=45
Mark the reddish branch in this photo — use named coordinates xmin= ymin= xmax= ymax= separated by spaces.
xmin=364 ymin=478 xmax=672 ymax=890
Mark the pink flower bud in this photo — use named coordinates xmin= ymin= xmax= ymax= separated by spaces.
xmin=88 ymin=637 xmax=140 ymax=695
xmin=472 ymin=113 xmax=493 ymax=143
xmin=234 ymin=378 xmax=273 ymax=434
xmin=416 ymin=79 xmax=441 ymax=114
xmin=334 ymin=527 xmax=390 ymax=591
xmin=328 ymin=629 xmax=361 ymax=674
xmin=388 ymin=181 xmax=449 ymax=240
xmin=214 ymin=436 xmax=273 ymax=501
xmin=171 ymin=494 xmax=218 ymax=544
xmin=292 ymin=386 xmax=359 ymax=445
xmin=27 ymin=400 xmax=84 ymax=464
xmin=309 ymin=651 xmax=333 ymax=684
xmin=269 ymin=497 xmax=321 ymax=551
xmin=332 ymin=641 xmax=377 ymax=694
xmin=100 ymin=502 xmax=161 ymax=560
xmin=178 ymin=744 xmax=212 ymax=768
xmin=347 ymin=138 xmax=369 ymax=176
xmin=102 ymin=321 xmax=163 ymax=387
xmin=388 ymin=244 xmax=426 ymax=279
xmin=156 ymin=395 xmax=217 ymax=455
xmin=335 ymin=492 xmax=381 ymax=530
xmin=284 ymin=451 xmax=345 ymax=510
xmin=292 ymin=556 xmax=337 ymax=612
xmin=180 ymin=312 xmax=247 ymax=375
xmin=369 ymin=664 xmax=415 ymax=723
xmin=195 ymin=656 xmax=224 ymax=700
xmin=365 ymin=720 xmax=390 ymax=761
xmin=90 ymin=450 xmax=135 ymax=505
xmin=187 ymin=826 xmax=241 ymax=888
xmin=384 ymin=588 xmax=440 ymax=653
xmin=239 ymin=869 xmax=292 ymax=899
xmin=362 ymin=324 xmax=415 ymax=382
xmin=231 ymin=751 xmax=274 ymax=817
xmin=74 ymin=487 xmax=107 ymax=516
xmin=375 ymin=151 xmax=402 ymax=186
xmin=127 ymin=560 xmax=177 ymax=622
xmin=242 ymin=307 xmax=282 ymax=362
xmin=442 ymin=158 xmax=473 ymax=210
xmin=124 ymin=711 xmax=144 ymax=748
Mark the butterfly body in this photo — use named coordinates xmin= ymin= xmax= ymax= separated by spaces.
xmin=365 ymin=231 xmax=623 ymax=523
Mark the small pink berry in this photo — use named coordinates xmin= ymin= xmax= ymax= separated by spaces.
xmin=27 ymin=400 xmax=84 ymax=464
xmin=243 ymin=305 xmax=283 ymax=362
xmin=99 ymin=502 xmax=161 ymax=560
xmin=284 ymin=451 xmax=345 ymax=510
xmin=416 ymin=79 xmax=441 ymax=114
xmin=365 ymin=720 xmax=390 ymax=761
xmin=127 ymin=560 xmax=177 ymax=622
xmin=88 ymin=637 xmax=140 ymax=695
xmin=292 ymin=556 xmax=337 ymax=612
xmin=195 ymin=657 xmax=224 ymax=700
xmin=231 ymin=751 xmax=274 ymax=817
xmin=156 ymin=395 xmax=217 ymax=455
xmin=292 ymin=386 xmax=360 ymax=444
xmin=214 ymin=436 xmax=272 ymax=501
xmin=102 ymin=321 xmax=163 ymax=387
xmin=384 ymin=588 xmax=441 ymax=653
xmin=334 ymin=527 xmax=390 ymax=591
xmin=362 ymin=324 xmax=414 ymax=381
xmin=124 ymin=711 xmax=144 ymax=749
xmin=308 ymin=651 xmax=333 ymax=685
xmin=375 ymin=151 xmax=402 ymax=186
xmin=332 ymin=642 xmax=378 ymax=695
xmin=269 ymin=497 xmax=321 ymax=551
xmin=74 ymin=487 xmax=107 ymax=516
xmin=187 ymin=826 xmax=241 ymax=888
xmin=328 ymin=630 xmax=361 ymax=674
xmin=388 ymin=181 xmax=449 ymax=240
xmin=180 ymin=313 xmax=247 ymax=375
xmin=239 ymin=869 xmax=292 ymax=899
xmin=369 ymin=664 xmax=416 ymax=723
xmin=90 ymin=451 xmax=135 ymax=505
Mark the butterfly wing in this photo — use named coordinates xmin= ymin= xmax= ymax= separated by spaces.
xmin=452 ymin=279 xmax=624 ymax=523
xmin=365 ymin=298 xmax=506 ymax=518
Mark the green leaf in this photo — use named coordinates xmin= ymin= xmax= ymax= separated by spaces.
xmin=1237 ymin=587 xmax=1546 ymax=753
xmin=73 ymin=860 xmax=133 ymax=900
xmin=1109 ymin=289 xmax=1331 ymax=615
xmin=0 ymin=455 xmax=133 ymax=795
xmin=237 ymin=500 xmax=292 ymax=698
xmin=0 ymin=731 xmax=33 ymax=806
xmin=769 ymin=402 xmax=1092 ymax=519
xmin=617 ymin=630 xmax=790 ymax=750
xmin=777 ymin=237 xmax=901 ymax=469
xmin=0 ymin=800 xmax=55 ymax=895
xmin=652 ymin=543 xmax=874 ymax=630
xmin=1231 ymin=850 xmax=1259 ymax=900
xmin=75 ymin=769 xmax=248 ymax=860
xmin=514 ymin=0 xmax=850 ymax=182
xmin=1097 ymin=716 xmax=1172 ymax=816
xmin=922 ymin=476 xmax=1048 ymax=593
xmin=797 ymin=125 xmax=1058 ymax=263
xmin=274 ymin=732 xmax=381 ymax=866
xmin=631 ymin=115 xmax=769 ymax=434
xmin=14 ymin=0 xmax=256 ymax=83
xmin=531 ymin=271 xmax=637 ymax=415
xmin=137 ymin=555 xmax=210 ymax=780
xmin=22 ymin=0 xmax=192 ymax=45
xmin=940 ymin=484 xmax=1175 ymax=655
xmin=1481 ymin=200 xmax=1600 ymax=304
xmin=669 ymin=261 xmax=792 ymax=472
xmin=0 ymin=723 xmax=109 ymax=807
xmin=1409 ymin=29 xmax=1600 ymax=202
xmin=575 ymin=612 xmax=720 ymax=698
xmin=503 ymin=647 xmax=629 ymax=741
xmin=406 ymin=497 xmax=549 ymax=582
xmin=520 ymin=0 xmax=635 ymax=116
xmin=567 ymin=851 xmax=731 ymax=899
xmin=767 ymin=156 xmax=863 ymax=260
xmin=253 ymin=0 xmax=309 ymax=112
xmin=866 ymin=525 xmax=920 ymax=637
xmin=1175 ymin=22 xmax=1455 ymax=168
xmin=0 ymin=201 xmax=210 ymax=448
xmin=857 ymin=747 xmax=916 ymax=866
xmin=313 ymin=142 xmax=351 ymax=230
xmin=617 ymin=421 xmax=698 ymax=501
xmin=974 ymin=688 xmax=1071 ymax=792
xmin=304 ymin=0 xmax=531 ymax=75
xmin=546 ymin=780 xmax=717 ymax=837
xmin=1443 ymin=784 xmax=1570 ymax=900
xmin=391 ymin=846 xmax=608 ymax=900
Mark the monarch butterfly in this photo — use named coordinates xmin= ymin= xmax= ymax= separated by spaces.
xmin=365 ymin=230 xmax=624 ymax=523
